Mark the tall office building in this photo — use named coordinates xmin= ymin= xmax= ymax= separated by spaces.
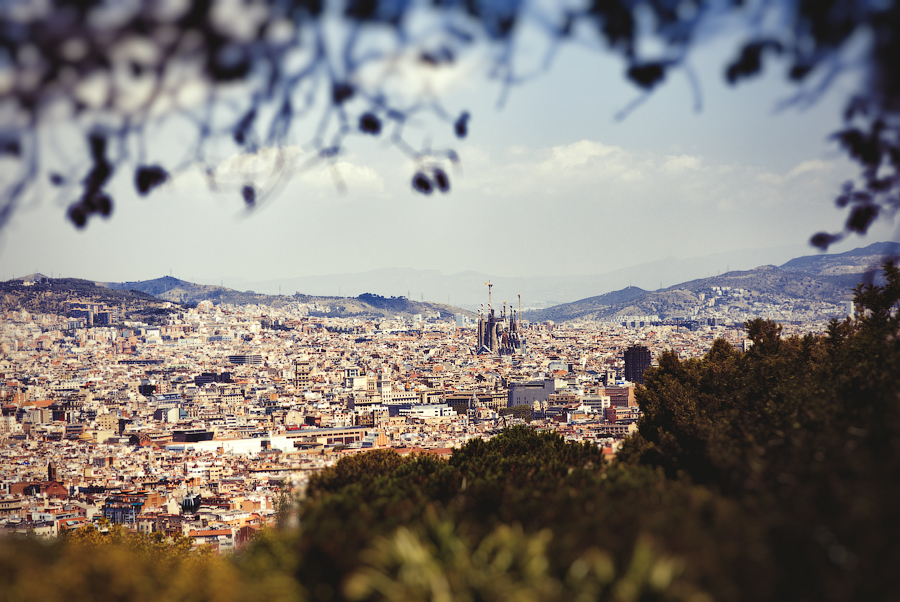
xmin=624 ymin=345 xmax=651 ymax=385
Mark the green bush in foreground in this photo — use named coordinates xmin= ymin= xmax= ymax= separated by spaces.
xmin=0 ymin=525 xmax=237 ymax=602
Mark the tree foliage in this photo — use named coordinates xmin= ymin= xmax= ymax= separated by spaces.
xmin=344 ymin=519 xmax=707 ymax=602
xmin=618 ymin=260 xmax=900 ymax=601
xmin=294 ymin=428 xmax=763 ymax=602
xmin=498 ymin=404 xmax=533 ymax=422
xmin=0 ymin=524 xmax=240 ymax=602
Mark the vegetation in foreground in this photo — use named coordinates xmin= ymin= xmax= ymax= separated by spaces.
xmin=2 ymin=263 xmax=899 ymax=602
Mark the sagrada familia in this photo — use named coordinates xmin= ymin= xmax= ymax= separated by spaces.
xmin=475 ymin=281 xmax=525 ymax=355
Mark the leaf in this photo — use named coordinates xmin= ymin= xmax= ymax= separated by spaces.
xmin=135 ymin=166 xmax=168 ymax=195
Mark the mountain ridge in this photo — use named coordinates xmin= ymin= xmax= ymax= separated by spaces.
xmin=524 ymin=243 xmax=899 ymax=323
xmin=0 ymin=277 xmax=181 ymax=324
xmin=780 ymin=241 xmax=900 ymax=276
xmin=98 ymin=276 xmax=473 ymax=319
xmin=199 ymin=243 xmax=815 ymax=309
xmin=8 ymin=242 xmax=897 ymax=324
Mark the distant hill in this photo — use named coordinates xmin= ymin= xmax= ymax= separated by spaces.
xmin=203 ymin=244 xmax=813 ymax=310
xmin=526 ymin=266 xmax=859 ymax=322
xmin=291 ymin=292 xmax=472 ymax=319
xmin=0 ymin=277 xmax=181 ymax=323
xmin=99 ymin=277 xmax=473 ymax=319
xmin=523 ymin=240 xmax=900 ymax=323
xmin=102 ymin=276 xmax=238 ymax=304
xmin=524 ymin=286 xmax=647 ymax=322
xmin=780 ymin=241 xmax=900 ymax=276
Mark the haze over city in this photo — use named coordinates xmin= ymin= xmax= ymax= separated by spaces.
xmin=2 ymin=31 xmax=895 ymax=291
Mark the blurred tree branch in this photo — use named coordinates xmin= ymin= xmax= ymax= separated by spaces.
xmin=1 ymin=0 xmax=898 ymax=245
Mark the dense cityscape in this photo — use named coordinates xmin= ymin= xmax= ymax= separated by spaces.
xmin=0 ymin=270 xmax=851 ymax=553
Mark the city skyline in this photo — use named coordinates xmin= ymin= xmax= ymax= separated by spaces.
xmin=5 ymin=239 xmax=891 ymax=313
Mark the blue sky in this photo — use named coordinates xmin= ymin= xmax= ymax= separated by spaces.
xmin=1 ymin=13 xmax=895 ymax=289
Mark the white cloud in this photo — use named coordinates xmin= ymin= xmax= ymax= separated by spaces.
xmin=302 ymin=160 xmax=388 ymax=196
xmin=215 ymin=145 xmax=304 ymax=181
xmin=168 ymin=145 xmax=388 ymax=201
xmin=350 ymin=33 xmax=487 ymax=102
xmin=756 ymin=172 xmax=783 ymax=185
xmin=661 ymin=154 xmax=703 ymax=174
xmin=453 ymin=140 xmax=849 ymax=219
xmin=786 ymin=159 xmax=831 ymax=179
xmin=543 ymin=140 xmax=619 ymax=168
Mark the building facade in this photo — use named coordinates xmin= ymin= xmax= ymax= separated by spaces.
xmin=624 ymin=345 xmax=652 ymax=385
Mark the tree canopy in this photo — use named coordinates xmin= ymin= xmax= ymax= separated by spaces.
xmin=1 ymin=0 xmax=899 ymax=246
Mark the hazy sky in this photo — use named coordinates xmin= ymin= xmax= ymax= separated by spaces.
xmin=2 ymin=18 xmax=896 ymax=288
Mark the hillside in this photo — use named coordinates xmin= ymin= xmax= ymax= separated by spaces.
xmin=527 ymin=266 xmax=861 ymax=322
xmin=101 ymin=276 xmax=272 ymax=306
xmin=525 ymin=286 xmax=647 ymax=322
xmin=291 ymin=292 xmax=471 ymax=319
xmin=99 ymin=277 xmax=473 ymax=319
xmin=0 ymin=276 xmax=182 ymax=323
xmin=780 ymin=241 xmax=900 ymax=275
xmin=525 ymin=243 xmax=900 ymax=323
xmin=612 ymin=266 xmax=855 ymax=318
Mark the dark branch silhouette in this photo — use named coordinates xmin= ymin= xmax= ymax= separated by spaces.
xmin=1 ymin=0 xmax=898 ymax=248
